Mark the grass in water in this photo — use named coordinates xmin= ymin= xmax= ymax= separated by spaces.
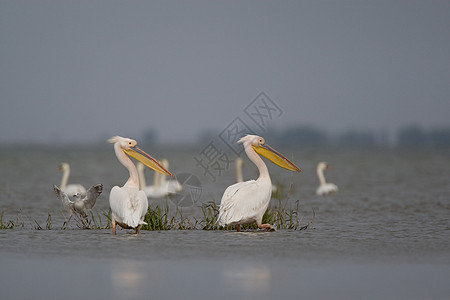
xmin=0 ymin=212 xmax=15 ymax=229
xmin=0 ymin=202 xmax=313 ymax=231
xmin=0 ymin=176 xmax=314 ymax=231
xmin=60 ymin=210 xmax=112 ymax=230
xmin=142 ymin=203 xmax=201 ymax=231
xmin=199 ymin=200 xmax=314 ymax=231
xmin=142 ymin=204 xmax=173 ymax=230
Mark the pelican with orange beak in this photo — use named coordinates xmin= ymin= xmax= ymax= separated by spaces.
xmin=107 ymin=136 xmax=173 ymax=234
xmin=218 ymin=135 xmax=301 ymax=232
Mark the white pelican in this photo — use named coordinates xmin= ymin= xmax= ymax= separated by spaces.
xmin=54 ymin=184 xmax=103 ymax=217
xmin=218 ymin=135 xmax=301 ymax=232
xmin=137 ymin=159 xmax=182 ymax=198
xmin=58 ymin=162 xmax=86 ymax=197
xmin=316 ymin=161 xmax=338 ymax=195
xmin=108 ymin=136 xmax=172 ymax=234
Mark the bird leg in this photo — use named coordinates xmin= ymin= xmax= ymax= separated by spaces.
xmin=112 ymin=219 xmax=117 ymax=235
xmin=135 ymin=225 xmax=141 ymax=234
xmin=258 ymin=223 xmax=275 ymax=231
xmin=236 ymin=224 xmax=241 ymax=232
xmin=80 ymin=214 xmax=90 ymax=229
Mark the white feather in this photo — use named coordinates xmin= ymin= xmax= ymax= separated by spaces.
xmin=316 ymin=183 xmax=338 ymax=195
xmin=218 ymin=179 xmax=272 ymax=226
xmin=110 ymin=186 xmax=148 ymax=228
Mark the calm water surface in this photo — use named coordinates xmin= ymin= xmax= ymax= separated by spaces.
xmin=0 ymin=145 xmax=449 ymax=299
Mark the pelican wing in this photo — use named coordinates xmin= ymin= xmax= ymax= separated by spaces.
xmin=53 ymin=185 xmax=73 ymax=208
xmin=82 ymin=184 xmax=103 ymax=210
xmin=218 ymin=180 xmax=272 ymax=226
xmin=110 ymin=186 xmax=148 ymax=228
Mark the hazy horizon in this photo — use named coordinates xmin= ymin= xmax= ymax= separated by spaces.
xmin=1 ymin=1 xmax=449 ymax=146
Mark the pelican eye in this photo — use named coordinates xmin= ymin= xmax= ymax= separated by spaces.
xmin=259 ymin=138 xmax=264 ymax=144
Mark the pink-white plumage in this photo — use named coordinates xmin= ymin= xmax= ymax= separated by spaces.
xmin=218 ymin=135 xmax=301 ymax=232
xmin=107 ymin=136 xmax=172 ymax=234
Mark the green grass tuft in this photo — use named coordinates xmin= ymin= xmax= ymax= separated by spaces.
xmin=1 ymin=179 xmax=314 ymax=231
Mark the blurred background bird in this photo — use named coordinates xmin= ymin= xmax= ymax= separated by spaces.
xmin=54 ymin=183 xmax=103 ymax=218
xmin=58 ymin=162 xmax=86 ymax=197
xmin=316 ymin=162 xmax=338 ymax=195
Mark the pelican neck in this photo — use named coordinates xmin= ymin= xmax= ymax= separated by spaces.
xmin=114 ymin=143 xmax=139 ymax=189
xmin=317 ymin=167 xmax=327 ymax=185
xmin=60 ymin=166 xmax=70 ymax=190
xmin=244 ymin=143 xmax=270 ymax=181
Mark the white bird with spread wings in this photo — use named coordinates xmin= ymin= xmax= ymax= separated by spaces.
xmin=54 ymin=184 xmax=103 ymax=217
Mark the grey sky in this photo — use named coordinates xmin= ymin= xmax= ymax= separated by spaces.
xmin=1 ymin=0 xmax=449 ymax=145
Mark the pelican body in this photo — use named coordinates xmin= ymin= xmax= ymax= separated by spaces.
xmin=58 ymin=162 xmax=86 ymax=197
xmin=218 ymin=135 xmax=301 ymax=232
xmin=316 ymin=161 xmax=338 ymax=195
xmin=108 ymin=136 xmax=172 ymax=234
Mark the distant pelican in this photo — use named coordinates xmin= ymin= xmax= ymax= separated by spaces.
xmin=316 ymin=161 xmax=338 ymax=195
xmin=218 ymin=135 xmax=301 ymax=232
xmin=137 ymin=162 xmax=160 ymax=196
xmin=137 ymin=159 xmax=182 ymax=198
xmin=108 ymin=136 xmax=172 ymax=234
xmin=235 ymin=157 xmax=244 ymax=183
xmin=54 ymin=184 xmax=103 ymax=217
xmin=58 ymin=162 xmax=86 ymax=197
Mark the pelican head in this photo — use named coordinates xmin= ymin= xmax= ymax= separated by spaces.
xmin=57 ymin=162 xmax=69 ymax=172
xmin=107 ymin=136 xmax=138 ymax=150
xmin=317 ymin=161 xmax=330 ymax=171
xmin=108 ymin=136 xmax=173 ymax=177
xmin=238 ymin=135 xmax=301 ymax=172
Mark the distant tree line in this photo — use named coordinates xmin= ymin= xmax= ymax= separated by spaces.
xmin=144 ymin=125 xmax=450 ymax=147
xmin=396 ymin=126 xmax=450 ymax=146
xmin=262 ymin=125 xmax=450 ymax=147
